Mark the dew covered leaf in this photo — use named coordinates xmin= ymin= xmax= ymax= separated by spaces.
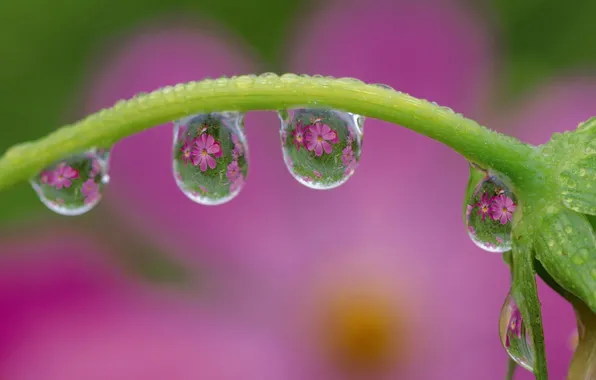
xmin=535 ymin=208 xmax=596 ymax=313
xmin=561 ymin=153 xmax=596 ymax=215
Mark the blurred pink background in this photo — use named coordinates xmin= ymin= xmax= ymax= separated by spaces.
xmin=2 ymin=0 xmax=595 ymax=378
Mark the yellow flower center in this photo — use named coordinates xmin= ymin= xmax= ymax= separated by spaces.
xmin=317 ymin=136 xmax=323 ymax=143
xmin=318 ymin=292 xmax=408 ymax=374
xmin=201 ymin=149 xmax=208 ymax=157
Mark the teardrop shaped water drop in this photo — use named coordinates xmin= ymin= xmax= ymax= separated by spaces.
xmin=278 ymin=108 xmax=363 ymax=189
xmin=30 ymin=149 xmax=110 ymax=215
xmin=499 ymin=292 xmax=534 ymax=372
xmin=173 ymin=112 xmax=248 ymax=205
xmin=464 ymin=164 xmax=518 ymax=252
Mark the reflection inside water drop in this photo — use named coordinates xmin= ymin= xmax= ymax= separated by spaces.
xmin=499 ymin=292 xmax=535 ymax=372
xmin=464 ymin=164 xmax=517 ymax=252
xmin=278 ymin=108 xmax=364 ymax=190
xmin=172 ymin=112 xmax=248 ymax=205
xmin=30 ymin=149 xmax=110 ymax=215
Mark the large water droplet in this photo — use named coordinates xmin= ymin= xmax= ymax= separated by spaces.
xmin=30 ymin=149 xmax=110 ymax=215
xmin=499 ymin=292 xmax=534 ymax=372
xmin=278 ymin=108 xmax=364 ymax=189
xmin=464 ymin=165 xmax=518 ymax=252
xmin=173 ymin=112 xmax=248 ymax=205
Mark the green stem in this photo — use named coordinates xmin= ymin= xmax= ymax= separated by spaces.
xmin=506 ymin=358 xmax=518 ymax=380
xmin=0 ymin=74 xmax=542 ymax=191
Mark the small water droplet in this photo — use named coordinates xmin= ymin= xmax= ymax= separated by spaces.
xmin=172 ymin=112 xmax=248 ymax=205
xmin=464 ymin=165 xmax=518 ymax=252
xmin=499 ymin=292 xmax=534 ymax=372
xmin=234 ymin=75 xmax=256 ymax=89
xmin=278 ymin=108 xmax=364 ymax=190
xmin=30 ymin=149 xmax=110 ymax=215
xmin=372 ymin=83 xmax=394 ymax=91
xmin=280 ymin=73 xmax=300 ymax=84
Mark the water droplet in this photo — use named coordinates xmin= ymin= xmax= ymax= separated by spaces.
xmin=464 ymin=166 xmax=518 ymax=252
xmin=372 ymin=83 xmax=394 ymax=91
xmin=278 ymin=108 xmax=364 ymax=189
xmin=172 ymin=112 xmax=248 ymax=205
xmin=499 ymin=292 xmax=534 ymax=372
xmin=30 ymin=149 xmax=110 ymax=215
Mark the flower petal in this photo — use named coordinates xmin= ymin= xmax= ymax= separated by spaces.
xmin=0 ymin=234 xmax=291 ymax=380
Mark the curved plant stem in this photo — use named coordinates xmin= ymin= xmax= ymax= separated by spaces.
xmin=0 ymin=74 xmax=543 ymax=191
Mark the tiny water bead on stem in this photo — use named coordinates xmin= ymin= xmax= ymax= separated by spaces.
xmin=30 ymin=149 xmax=110 ymax=215
xmin=464 ymin=164 xmax=518 ymax=252
xmin=499 ymin=292 xmax=535 ymax=372
xmin=278 ymin=108 xmax=363 ymax=189
xmin=172 ymin=112 xmax=248 ymax=205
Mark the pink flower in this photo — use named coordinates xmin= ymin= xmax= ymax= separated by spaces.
xmin=329 ymin=130 xmax=339 ymax=144
xmin=292 ymin=121 xmax=307 ymax=151
xmin=81 ymin=179 xmax=100 ymax=205
xmin=468 ymin=225 xmax=476 ymax=235
xmin=213 ymin=141 xmax=223 ymax=158
xmin=496 ymin=236 xmax=503 ymax=244
xmin=476 ymin=192 xmax=493 ymax=221
xmin=305 ymin=122 xmax=337 ymax=156
xmin=313 ymin=170 xmax=322 ymax=178
xmin=226 ymin=161 xmax=241 ymax=181
xmin=466 ymin=204 xmax=474 ymax=217
xmin=81 ymin=179 xmax=98 ymax=197
xmin=346 ymin=130 xmax=356 ymax=144
xmin=40 ymin=170 xmax=53 ymax=185
xmin=0 ymin=236 xmax=290 ymax=380
xmin=490 ymin=194 xmax=516 ymax=225
xmin=232 ymin=134 xmax=244 ymax=157
xmin=343 ymin=159 xmax=357 ymax=177
xmin=50 ymin=198 xmax=64 ymax=206
xmin=341 ymin=146 xmax=354 ymax=166
xmin=230 ymin=177 xmax=244 ymax=193
xmin=192 ymin=134 xmax=220 ymax=172
xmin=89 ymin=159 xmax=102 ymax=177
xmin=505 ymin=306 xmax=523 ymax=348
xmin=180 ymin=139 xmax=193 ymax=165
xmin=52 ymin=163 xmax=79 ymax=189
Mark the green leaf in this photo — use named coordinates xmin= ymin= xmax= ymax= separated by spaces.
xmin=577 ymin=117 xmax=596 ymax=134
xmin=561 ymin=154 xmax=596 ymax=215
xmin=535 ymin=208 xmax=596 ymax=313
xmin=511 ymin=233 xmax=548 ymax=379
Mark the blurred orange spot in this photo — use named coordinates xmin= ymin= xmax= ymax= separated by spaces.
xmin=318 ymin=291 xmax=410 ymax=375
